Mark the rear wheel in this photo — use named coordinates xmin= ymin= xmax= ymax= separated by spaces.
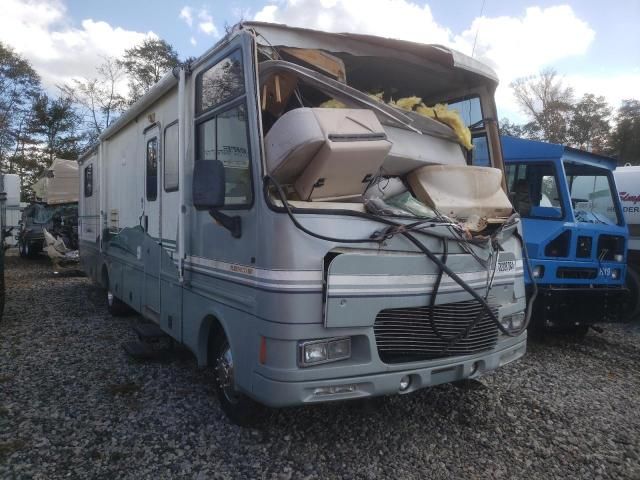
xmin=104 ymin=273 xmax=131 ymax=316
xmin=211 ymin=334 xmax=264 ymax=427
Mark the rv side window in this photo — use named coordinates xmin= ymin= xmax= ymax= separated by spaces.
xmin=146 ymin=138 xmax=158 ymax=201
xmin=84 ymin=164 xmax=93 ymax=197
xmin=197 ymin=50 xmax=244 ymax=114
xmin=164 ymin=122 xmax=179 ymax=192
xmin=196 ymin=103 xmax=252 ymax=206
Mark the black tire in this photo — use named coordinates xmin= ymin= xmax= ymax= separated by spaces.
xmin=211 ymin=334 xmax=265 ymax=427
xmin=622 ymin=267 xmax=640 ymax=322
xmin=104 ymin=273 xmax=131 ymax=316
xmin=24 ymin=241 xmax=39 ymax=258
xmin=561 ymin=324 xmax=590 ymax=337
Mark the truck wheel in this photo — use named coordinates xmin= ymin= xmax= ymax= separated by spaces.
xmin=211 ymin=334 xmax=264 ymax=427
xmin=104 ymin=274 xmax=131 ymax=316
xmin=622 ymin=268 xmax=640 ymax=321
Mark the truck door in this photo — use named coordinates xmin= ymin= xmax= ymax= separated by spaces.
xmin=142 ymin=125 xmax=162 ymax=321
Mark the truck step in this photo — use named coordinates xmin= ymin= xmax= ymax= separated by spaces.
xmin=133 ymin=322 xmax=165 ymax=340
xmin=122 ymin=341 xmax=158 ymax=360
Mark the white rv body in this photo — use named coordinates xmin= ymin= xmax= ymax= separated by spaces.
xmin=78 ymin=23 xmax=527 ymax=422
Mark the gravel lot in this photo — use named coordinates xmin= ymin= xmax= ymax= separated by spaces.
xmin=1 ymin=251 xmax=640 ymax=479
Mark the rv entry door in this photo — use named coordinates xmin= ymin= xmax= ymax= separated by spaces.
xmin=142 ymin=125 xmax=162 ymax=321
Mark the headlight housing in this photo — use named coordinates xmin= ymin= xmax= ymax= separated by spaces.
xmin=500 ymin=312 xmax=526 ymax=333
xmin=299 ymin=337 xmax=351 ymax=367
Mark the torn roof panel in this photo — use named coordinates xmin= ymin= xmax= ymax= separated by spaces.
xmin=241 ymin=21 xmax=499 ymax=88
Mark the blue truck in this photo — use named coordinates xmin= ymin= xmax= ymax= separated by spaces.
xmin=477 ymin=136 xmax=628 ymax=334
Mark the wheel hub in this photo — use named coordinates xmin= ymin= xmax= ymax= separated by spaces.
xmin=216 ymin=344 xmax=240 ymax=404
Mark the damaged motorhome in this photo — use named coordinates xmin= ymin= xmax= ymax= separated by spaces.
xmin=78 ymin=22 xmax=528 ymax=424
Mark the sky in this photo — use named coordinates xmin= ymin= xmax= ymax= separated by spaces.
xmin=1 ymin=0 xmax=638 ymax=122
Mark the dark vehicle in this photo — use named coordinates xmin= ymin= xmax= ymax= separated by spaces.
xmin=0 ymin=174 xmax=6 ymax=320
xmin=18 ymin=202 xmax=78 ymax=257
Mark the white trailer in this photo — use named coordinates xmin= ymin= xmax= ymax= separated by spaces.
xmin=613 ymin=165 xmax=640 ymax=316
xmin=2 ymin=174 xmax=21 ymax=247
xmin=79 ymin=22 xmax=528 ymax=425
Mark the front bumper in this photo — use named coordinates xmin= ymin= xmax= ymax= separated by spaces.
xmin=251 ymin=333 xmax=527 ymax=408
xmin=530 ymin=285 xmax=628 ymax=327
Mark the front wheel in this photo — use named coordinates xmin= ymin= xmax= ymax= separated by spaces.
xmin=211 ymin=335 xmax=265 ymax=427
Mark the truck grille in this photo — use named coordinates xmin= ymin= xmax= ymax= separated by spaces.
xmin=556 ymin=267 xmax=597 ymax=279
xmin=373 ymin=300 xmax=500 ymax=364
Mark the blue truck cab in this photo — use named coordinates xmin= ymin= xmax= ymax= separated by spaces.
xmin=488 ymin=136 xmax=627 ymax=332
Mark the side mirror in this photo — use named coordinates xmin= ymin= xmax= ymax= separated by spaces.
xmin=192 ymin=159 xmax=242 ymax=239
xmin=193 ymin=160 xmax=225 ymax=210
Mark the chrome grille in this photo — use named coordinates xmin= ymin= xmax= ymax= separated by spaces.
xmin=374 ymin=300 xmax=499 ymax=364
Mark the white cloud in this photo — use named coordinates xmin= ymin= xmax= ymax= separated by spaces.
xmin=179 ymin=6 xmax=193 ymax=27
xmin=255 ymin=0 xmax=452 ymax=45
xmin=253 ymin=2 xmax=611 ymax=122
xmin=0 ymin=0 xmax=156 ymax=90
xmin=567 ymin=73 xmax=640 ymax=111
xmin=198 ymin=9 xmax=220 ymax=37
xmin=190 ymin=36 xmax=197 ymax=46
xmin=453 ymin=6 xmax=594 ymax=81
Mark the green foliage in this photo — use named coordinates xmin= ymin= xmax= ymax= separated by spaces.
xmin=118 ymin=38 xmax=180 ymax=103
xmin=609 ymin=100 xmax=640 ymax=165
xmin=60 ymin=56 xmax=127 ymax=144
xmin=510 ymin=69 xmax=574 ymax=144
xmin=507 ymin=69 xmax=639 ymax=164
xmin=569 ymin=93 xmax=611 ymax=153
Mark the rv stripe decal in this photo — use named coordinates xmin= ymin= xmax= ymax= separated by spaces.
xmin=184 ymin=255 xmax=522 ymax=295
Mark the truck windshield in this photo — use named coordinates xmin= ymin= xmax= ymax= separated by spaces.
xmin=505 ymin=162 xmax=564 ymax=219
xmin=564 ymin=162 xmax=621 ymax=225
xmin=448 ymin=96 xmax=489 ymax=167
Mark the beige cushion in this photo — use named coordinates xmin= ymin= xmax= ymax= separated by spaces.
xmin=265 ymin=108 xmax=391 ymax=200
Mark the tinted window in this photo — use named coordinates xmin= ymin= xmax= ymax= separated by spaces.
xmin=84 ymin=164 xmax=93 ymax=197
xmin=146 ymin=138 xmax=158 ymax=201
xmin=198 ymin=50 xmax=244 ymax=114
xmin=448 ymin=96 xmax=483 ymax=128
xmin=505 ymin=163 xmax=564 ymax=219
xmin=471 ymin=136 xmax=490 ymax=167
xmin=164 ymin=122 xmax=179 ymax=192
xmin=197 ymin=104 xmax=251 ymax=206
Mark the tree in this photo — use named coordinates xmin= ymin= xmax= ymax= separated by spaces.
xmin=28 ymin=93 xmax=83 ymax=163
xmin=499 ymin=118 xmax=541 ymax=139
xmin=609 ymin=99 xmax=640 ymax=165
xmin=0 ymin=42 xmax=40 ymax=172
xmin=568 ymin=93 xmax=612 ymax=153
xmin=60 ymin=56 xmax=127 ymax=143
xmin=118 ymin=38 xmax=180 ymax=103
xmin=510 ymin=69 xmax=574 ymax=144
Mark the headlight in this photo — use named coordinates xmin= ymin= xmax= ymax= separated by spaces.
xmin=500 ymin=312 xmax=526 ymax=333
xmin=299 ymin=337 xmax=351 ymax=367
xmin=612 ymin=268 xmax=621 ymax=280
xmin=614 ymin=254 xmax=624 ymax=262
xmin=532 ymin=265 xmax=545 ymax=279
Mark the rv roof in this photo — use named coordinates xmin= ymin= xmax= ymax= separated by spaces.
xmin=240 ymin=21 xmax=499 ymax=88
xmin=84 ymin=21 xmax=499 ymax=155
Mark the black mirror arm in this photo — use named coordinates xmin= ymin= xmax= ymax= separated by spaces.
xmin=208 ymin=208 xmax=242 ymax=238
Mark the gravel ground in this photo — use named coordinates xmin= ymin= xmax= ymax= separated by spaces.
xmin=1 ymin=250 xmax=640 ymax=479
